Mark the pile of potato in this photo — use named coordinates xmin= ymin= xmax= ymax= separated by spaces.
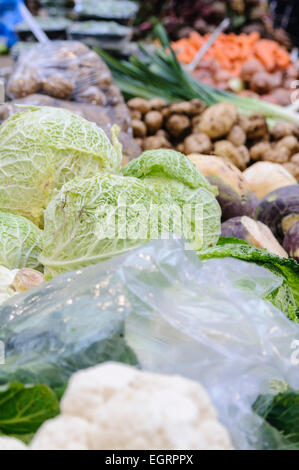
xmin=128 ymin=98 xmax=299 ymax=180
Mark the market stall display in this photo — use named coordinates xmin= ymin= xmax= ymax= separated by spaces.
xmin=127 ymin=98 xmax=299 ymax=179
xmin=0 ymin=239 xmax=298 ymax=449
xmin=171 ymin=31 xmax=298 ymax=105
xmin=0 ymin=1 xmax=298 ymax=453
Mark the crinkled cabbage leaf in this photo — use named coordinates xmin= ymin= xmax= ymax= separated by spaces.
xmin=40 ymin=153 xmax=221 ymax=277
xmin=122 ymin=149 xmax=217 ymax=194
xmin=122 ymin=149 xmax=221 ymax=250
xmin=198 ymin=237 xmax=299 ymax=322
xmin=0 ymin=211 xmax=42 ymax=271
xmin=0 ymin=106 xmax=122 ymax=226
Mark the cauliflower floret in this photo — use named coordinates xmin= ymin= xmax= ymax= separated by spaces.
xmin=60 ymin=362 xmax=138 ymax=422
xmin=0 ymin=437 xmax=27 ymax=450
xmin=61 ymin=363 xmax=233 ymax=450
xmin=30 ymin=416 xmax=90 ymax=450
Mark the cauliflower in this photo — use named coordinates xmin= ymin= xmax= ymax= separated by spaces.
xmin=55 ymin=363 xmax=233 ymax=450
xmin=60 ymin=362 xmax=138 ymax=422
xmin=30 ymin=416 xmax=90 ymax=450
xmin=0 ymin=437 xmax=27 ymax=450
xmin=0 ymin=363 xmax=232 ymax=450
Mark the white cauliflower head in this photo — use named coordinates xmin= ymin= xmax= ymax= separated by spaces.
xmin=0 ymin=437 xmax=27 ymax=450
xmin=60 ymin=362 xmax=138 ymax=422
xmin=30 ymin=416 xmax=90 ymax=450
xmin=60 ymin=362 xmax=233 ymax=450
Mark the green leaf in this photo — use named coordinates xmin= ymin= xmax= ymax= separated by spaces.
xmin=253 ymin=389 xmax=299 ymax=450
xmin=0 ymin=383 xmax=59 ymax=439
xmin=0 ymin=211 xmax=42 ymax=271
xmin=198 ymin=237 xmax=299 ymax=321
xmin=0 ymin=107 xmax=122 ymax=226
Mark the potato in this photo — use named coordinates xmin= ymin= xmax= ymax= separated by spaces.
xmin=243 ymin=161 xmax=297 ymax=199
xmin=246 ymin=113 xmax=268 ymax=140
xmin=132 ymin=119 xmax=147 ymax=138
xmin=237 ymin=114 xmax=251 ymax=133
xmin=227 ymin=125 xmax=246 ymax=147
xmin=249 ymin=142 xmax=272 ymax=161
xmin=127 ymin=97 xmax=151 ymax=114
xmin=184 ymin=133 xmax=212 ymax=154
xmin=262 ymin=146 xmax=289 ymax=164
xmin=166 ymin=114 xmax=190 ymax=138
xmin=276 ymin=136 xmax=298 ymax=156
xmin=241 ymin=58 xmax=265 ymax=82
xmin=221 ymin=216 xmax=288 ymax=258
xmin=271 ymin=88 xmax=292 ymax=107
xmin=130 ymin=110 xmax=142 ymax=120
xmin=214 ymin=140 xmax=248 ymax=170
xmin=163 ymin=100 xmax=205 ymax=118
xmin=271 ymin=122 xmax=296 ymax=140
xmin=187 ymin=154 xmax=257 ymax=221
xmin=198 ymin=102 xmax=238 ymax=139
xmin=176 ymin=143 xmax=185 ymax=153
xmin=144 ymin=111 xmax=163 ymax=135
xmin=148 ymin=97 xmax=167 ymax=110
xmin=143 ymin=135 xmax=171 ymax=150
xmin=250 ymin=71 xmax=282 ymax=94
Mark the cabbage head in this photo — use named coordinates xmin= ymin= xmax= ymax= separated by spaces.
xmin=0 ymin=211 xmax=42 ymax=270
xmin=0 ymin=106 xmax=122 ymax=227
xmin=122 ymin=149 xmax=217 ymax=194
xmin=41 ymin=151 xmax=221 ymax=278
xmin=122 ymin=149 xmax=221 ymax=250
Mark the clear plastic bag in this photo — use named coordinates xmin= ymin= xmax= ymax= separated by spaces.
xmin=0 ymin=239 xmax=298 ymax=449
xmin=7 ymin=40 xmax=124 ymax=105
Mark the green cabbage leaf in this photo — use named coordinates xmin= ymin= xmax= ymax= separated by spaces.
xmin=0 ymin=211 xmax=42 ymax=270
xmin=40 ymin=152 xmax=221 ymax=277
xmin=0 ymin=106 xmax=122 ymax=227
xmin=198 ymin=237 xmax=299 ymax=321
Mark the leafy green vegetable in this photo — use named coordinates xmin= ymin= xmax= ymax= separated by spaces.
xmin=0 ymin=211 xmax=42 ymax=271
xmin=122 ymin=149 xmax=217 ymax=195
xmin=0 ymin=383 xmax=59 ymax=442
xmin=122 ymin=149 xmax=221 ymax=252
xmin=41 ymin=151 xmax=220 ymax=277
xmin=40 ymin=174 xmax=160 ymax=277
xmin=97 ymin=24 xmax=299 ymax=126
xmin=198 ymin=237 xmax=299 ymax=321
xmin=253 ymin=388 xmax=299 ymax=450
xmin=0 ymin=107 xmax=122 ymax=227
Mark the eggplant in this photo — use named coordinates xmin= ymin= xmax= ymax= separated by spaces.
xmin=283 ymin=220 xmax=299 ymax=262
xmin=255 ymin=185 xmax=299 ymax=243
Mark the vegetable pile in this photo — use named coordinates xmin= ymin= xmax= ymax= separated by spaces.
xmin=171 ymin=31 xmax=297 ymax=106
xmin=172 ymin=32 xmax=290 ymax=75
xmin=0 ymin=26 xmax=298 ymax=448
xmin=100 ymin=25 xmax=299 ymax=126
xmin=128 ymin=97 xmax=299 ymax=181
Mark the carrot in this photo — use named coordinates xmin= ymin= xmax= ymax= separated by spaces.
xmin=254 ymin=40 xmax=276 ymax=71
xmin=171 ymin=31 xmax=291 ymax=75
